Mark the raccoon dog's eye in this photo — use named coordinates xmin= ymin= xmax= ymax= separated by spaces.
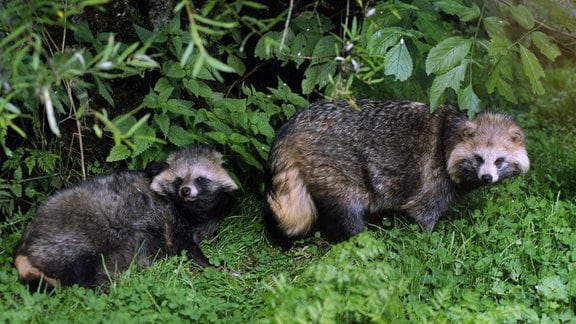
xmin=174 ymin=177 xmax=184 ymax=187
xmin=495 ymin=158 xmax=505 ymax=168
xmin=473 ymin=155 xmax=484 ymax=163
xmin=195 ymin=177 xmax=211 ymax=186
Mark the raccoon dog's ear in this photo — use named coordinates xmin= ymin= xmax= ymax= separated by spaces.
xmin=509 ymin=128 xmax=524 ymax=145
xmin=460 ymin=120 xmax=477 ymax=139
xmin=145 ymin=161 xmax=169 ymax=178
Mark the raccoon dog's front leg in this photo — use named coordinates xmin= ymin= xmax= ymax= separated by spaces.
xmin=403 ymin=196 xmax=448 ymax=231
xmin=183 ymin=244 xmax=212 ymax=268
xmin=171 ymin=219 xmax=213 ymax=267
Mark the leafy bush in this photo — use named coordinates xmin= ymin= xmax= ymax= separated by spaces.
xmin=257 ymin=0 xmax=569 ymax=115
xmin=2 ymin=0 xmax=573 ymax=194
xmin=0 ymin=0 xmax=159 ymax=158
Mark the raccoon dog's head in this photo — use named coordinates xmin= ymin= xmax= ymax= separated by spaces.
xmin=148 ymin=146 xmax=238 ymax=202
xmin=447 ymin=112 xmax=530 ymax=186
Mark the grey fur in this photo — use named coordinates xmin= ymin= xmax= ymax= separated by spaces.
xmin=14 ymin=145 xmax=237 ymax=289
xmin=264 ymin=100 xmax=529 ymax=248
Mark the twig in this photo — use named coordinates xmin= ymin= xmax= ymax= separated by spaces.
xmin=280 ymin=0 xmax=294 ymax=51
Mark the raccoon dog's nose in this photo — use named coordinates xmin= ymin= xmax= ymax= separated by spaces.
xmin=180 ymin=187 xmax=191 ymax=197
xmin=481 ymin=174 xmax=493 ymax=184
xmin=179 ymin=186 xmax=198 ymax=198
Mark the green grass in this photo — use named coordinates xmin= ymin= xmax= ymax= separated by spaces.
xmin=2 ymin=69 xmax=576 ymax=322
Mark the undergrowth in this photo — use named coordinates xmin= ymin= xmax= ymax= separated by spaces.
xmin=1 ymin=115 xmax=576 ymax=321
xmin=2 ymin=63 xmax=576 ymax=320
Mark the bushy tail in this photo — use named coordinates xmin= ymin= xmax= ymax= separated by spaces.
xmin=14 ymin=254 xmax=59 ymax=289
xmin=264 ymin=151 xmax=317 ymax=243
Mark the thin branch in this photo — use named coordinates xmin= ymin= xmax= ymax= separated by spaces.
xmin=280 ymin=0 xmax=294 ymax=51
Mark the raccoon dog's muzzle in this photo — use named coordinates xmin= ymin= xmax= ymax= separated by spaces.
xmin=179 ymin=177 xmax=211 ymax=199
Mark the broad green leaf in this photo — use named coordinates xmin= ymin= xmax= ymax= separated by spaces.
xmin=11 ymin=183 xmax=23 ymax=197
xmin=230 ymin=133 xmax=250 ymax=144
xmin=251 ymin=138 xmax=269 ymax=160
xmin=291 ymin=33 xmax=308 ymax=68
xmin=183 ymin=79 xmax=214 ymax=98
xmin=510 ymin=4 xmax=535 ymax=30
xmin=214 ymin=98 xmax=245 ymax=114
xmin=486 ymin=60 xmax=517 ymax=103
xmin=167 ymin=15 xmax=181 ymax=33
xmin=231 ymin=110 xmax=249 ymax=128
xmin=519 ymin=45 xmax=545 ymax=95
xmin=486 ymin=36 xmax=510 ymax=58
xmin=110 ymin=115 xmax=137 ymax=133
xmin=531 ymin=31 xmax=561 ymax=61
xmin=231 ymin=144 xmax=262 ymax=170
xmin=172 ymin=36 xmax=183 ymax=57
xmin=495 ymin=77 xmax=517 ymax=103
xmin=94 ymin=76 xmax=114 ymax=106
xmin=367 ymin=28 xmax=401 ymax=56
xmin=154 ymin=114 xmax=170 ymax=137
xmin=165 ymin=99 xmax=195 ymax=116
xmin=457 ymin=84 xmax=480 ymax=118
xmin=254 ymin=112 xmax=275 ymax=138
xmin=74 ymin=21 xmax=94 ymax=43
xmin=168 ymin=125 xmax=197 ymax=147
xmin=486 ymin=61 xmax=510 ymax=94
xmin=429 ymin=62 xmax=467 ymax=110
xmin=125 ymin=114 xmax=150 ymax=138
xmin=133 ymin=24 xmax=154 ymax=43
xmin=106 ymin=144 xmax=131 ymax=162
xmin=209 ymin=105 xmax=230 ymax=122
xmin=205 ymin=131 xmax=228 ymax=144
xmin=255 ymin=32 xmax=283 ymax=59
xmin=436 ymin=0 xmax=480 ymax=22
xmin=163 ymin=61 xmax=186 ymax=78
xmin=425 ymin=37 xmax=472 ymax=75
xmin=384 ymin=39 xmax=413 ymax=81
xmin=483 ymin=17 xmax=511 ymax=40
xmin=302 ymin=61 xmax=337 ymax=94
xmin=312 ymin=35 xmax=338 ymax=58
xmin=194 ymin=108 xmax=208 ymax=126
xmin=227 ymin=54 xmax=246 ymax=76
xmin=142 ymin=91 xmax=159 ymax=108
xmin=131 ymin=126 xmax=156 ymax=157
xmin=154 ymin=77 xmax=172 ymax=92
xmin=205 ymin=120 xmax=233 ymax=134
xmin=158 ymin=85 xmax=174 ymax=105
xmin=413 ymin=12 xmax=449 ymax=43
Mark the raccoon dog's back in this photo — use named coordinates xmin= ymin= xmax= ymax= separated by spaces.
xmin=263 ymin=100 xmax=529 ymax=248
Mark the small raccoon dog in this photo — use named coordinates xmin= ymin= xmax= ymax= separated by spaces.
xmin=14 ymin=145 xmax=238 ymax=290
xmin=264 ymin=100 xmax=529 ymax=249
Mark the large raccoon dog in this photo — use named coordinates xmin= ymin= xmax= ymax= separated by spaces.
xmin=14 ymin=145 xmax=238 ymax=289
xmin=264 ymin=100 xmax=529 ymax=248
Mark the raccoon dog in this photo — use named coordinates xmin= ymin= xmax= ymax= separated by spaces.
xmin=264 ymin=100 xmax=529 ymax=248
xmin=14 ymin=145 xmax=238 ymax=289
